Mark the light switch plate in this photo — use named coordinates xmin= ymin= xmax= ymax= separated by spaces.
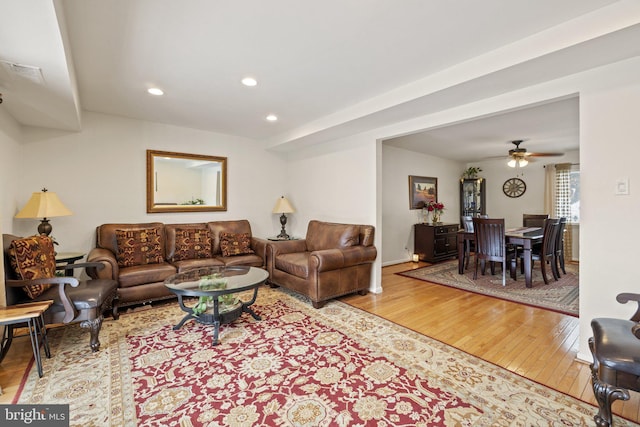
xmin=615 ymin=178 xmax=629 ymax=195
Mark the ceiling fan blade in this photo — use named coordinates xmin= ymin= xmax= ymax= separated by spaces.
xmin=525 ymin=152 xmax=564 ymax=157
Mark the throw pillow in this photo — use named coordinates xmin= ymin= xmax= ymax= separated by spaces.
xmin=115 ymin=227 xmax=164 ymax=267
xmin=173 ymin=228 xmax=212 ymax=261
xmin=8 ymin=235 xmax=56 ymax=299
xmin=219 ymin=232 xmax=254 ymax=257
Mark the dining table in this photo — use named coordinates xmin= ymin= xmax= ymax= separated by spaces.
xmin=457 ymin=226 xmax=543 ymax=288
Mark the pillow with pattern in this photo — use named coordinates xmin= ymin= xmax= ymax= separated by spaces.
xmin=173 ymin=228 xmax=212 ymax=261
xmin=219 ymin=232 xmax=254 ymax=257
xmin=115 ymin=227 xmax=164 ymax=267
xmin=8 ymin=235 xmax=56 ymax=299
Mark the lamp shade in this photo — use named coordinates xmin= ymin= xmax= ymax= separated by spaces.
xmin=507 ymin=158 xmax=528 ymax=168
xmin=15 ymin=190 xmax=73 ymax=219
xmin=272 ymin=196 xmax=295 ymax=214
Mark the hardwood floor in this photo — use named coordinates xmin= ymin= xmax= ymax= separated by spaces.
xmin=0 ymin=262 xmax=638 ymax=424
xmin=340 ymin=262 xmax=640 ymax=425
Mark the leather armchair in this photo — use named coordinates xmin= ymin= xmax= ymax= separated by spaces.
xmin=2 ymin=234 xmax=118 ymax=355
xmin=589 ymin=293 xmax=640 ymax=426
xmin=266 ymin=220 xmax=377 ymax=308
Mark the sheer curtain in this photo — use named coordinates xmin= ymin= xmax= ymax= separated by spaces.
xmin=544 ymin=163 xmax=575 ymax=262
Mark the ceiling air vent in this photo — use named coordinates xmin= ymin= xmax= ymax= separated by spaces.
xmin=0 ymin=60 xmax=44 ymax=84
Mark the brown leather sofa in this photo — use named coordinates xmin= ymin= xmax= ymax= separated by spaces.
xmin=87 ymin=220 xmax=266 ymax=315
xmin=266 ymin=220 xmax=377 ymax=308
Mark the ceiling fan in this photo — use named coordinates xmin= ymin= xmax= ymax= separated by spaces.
xmin=505 ymin=140 xmax=563 ymax=167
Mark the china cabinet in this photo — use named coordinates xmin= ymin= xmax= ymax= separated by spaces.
xmin=460 ymin=178 xmax=486 ymax=221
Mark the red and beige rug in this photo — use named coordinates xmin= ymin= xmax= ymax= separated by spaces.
xmin=15 ymin=285 xmax=631 ymax=426
xmin=399 ymin=260 xmax=579 ymax=316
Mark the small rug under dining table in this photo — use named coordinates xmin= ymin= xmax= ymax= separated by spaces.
xmin=398 ymin=259 xmax=579 ymax=316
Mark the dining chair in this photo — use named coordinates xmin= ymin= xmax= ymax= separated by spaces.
xmin=523 ymin=213 xmax=549 ymax=228
xmin=554 ymin=217 xmax=567 ymax=275
xmin=472 ymin=217 xmax=515 ymax=286
xmin=461 ymin=216 xmax=474 ymax=269
xmin=518 ymin=218 xmax=560 ymax=284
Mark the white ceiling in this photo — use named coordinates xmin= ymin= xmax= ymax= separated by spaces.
xmin=1 ymin=0 xmax=639 ymax=160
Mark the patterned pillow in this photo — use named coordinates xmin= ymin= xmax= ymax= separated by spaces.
xmin=8 ymin=235 xmax=56 ymax=299
xmin=173 ymin=228 xmax=212 ymax=261
xmin=115 ymin=228 xmax=164 ymax=267
xmin=219 ymin=232 xmax=254 ymax=257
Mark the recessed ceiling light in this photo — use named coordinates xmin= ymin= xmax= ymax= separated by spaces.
xmin=241 ymin=77 xmax=257 ymax=87
xmin=266 ymin=114 xmax=278 ymax=122
xmin=147 ymin=87 xmax=164 ymax=96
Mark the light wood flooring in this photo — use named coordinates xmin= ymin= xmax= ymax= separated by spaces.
xmin=0 ymin=261 xmax=638 ymax=424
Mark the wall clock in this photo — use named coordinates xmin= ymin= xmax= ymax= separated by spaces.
xmin=503 ymin=178 xmax=526 ymax=198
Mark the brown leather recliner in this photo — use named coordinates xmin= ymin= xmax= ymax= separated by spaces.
xmin=266 ymin=220 xmax=377 ymax=308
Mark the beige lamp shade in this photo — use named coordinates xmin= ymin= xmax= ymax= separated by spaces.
xmin=272 ymin=196 xmax=295 ymax=240
xmin=272 ymin=196 xmax=295 ymax=214
xmin=15 ymin=189 xmax=72 ymax=236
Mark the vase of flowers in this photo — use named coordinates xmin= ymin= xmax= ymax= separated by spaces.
xmin=426 ymin=201 xmax=444 ymax=224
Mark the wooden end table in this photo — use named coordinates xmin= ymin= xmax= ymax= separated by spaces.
xmin=0 ymin=300 xmax=53 ymax=377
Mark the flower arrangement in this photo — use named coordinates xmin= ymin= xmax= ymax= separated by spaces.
xmin=425 ymin=200 xmax=444 ymax=224
xmin=425 ymin=200 xmax=445 ymax=214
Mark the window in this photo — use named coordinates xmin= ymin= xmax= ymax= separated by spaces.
xmin=555 ymin=164 xmax=580 ymax=223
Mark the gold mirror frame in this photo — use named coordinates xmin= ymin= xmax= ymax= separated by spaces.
xmin=146 ymin=150 xmax=227 ymax=213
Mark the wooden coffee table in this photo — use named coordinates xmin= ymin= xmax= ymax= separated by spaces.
xmin=164 ymin=266 xmax=268 ymax=346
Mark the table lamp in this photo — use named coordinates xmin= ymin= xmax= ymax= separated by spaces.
xmin=15 ymin=188 xmax=73 ymax=237
xmin=272 ymin=196 xmax=295 ymax=240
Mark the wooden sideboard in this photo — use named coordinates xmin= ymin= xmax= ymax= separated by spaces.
xmin=414 ymin=223 xmax=459 ymax=263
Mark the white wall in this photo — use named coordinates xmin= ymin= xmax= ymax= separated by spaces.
xmin=578 ymin=82 xmax=640 ymax=360
xmin=0 ymin=109 xmax=22 ymax=307
xmin=12 ymin=112 xmax=288 ymax=254
xmin=0 ymin=109 xmax=22 ymax=234
xmin=284 ymin=133 xmax=381 ymax=291
xmin=381 ymin=144 xmax=464 ymax=265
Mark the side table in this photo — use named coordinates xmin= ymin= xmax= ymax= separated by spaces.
xmin=0 ymin=300 xmax=53 ymax=377
xmin=55 ymin=252 xmax=86 ymax=277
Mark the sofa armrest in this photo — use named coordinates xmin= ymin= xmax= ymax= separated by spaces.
xmin=86 ymin=248 xmax=119 ymax=280
xmin=310 ymin=246 xmax=377 ymax=272
xmin=251 ymin=237 xmax=269 ymax=267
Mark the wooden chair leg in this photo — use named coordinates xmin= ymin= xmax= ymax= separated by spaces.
xmin=0 ymin=324 xmax=14 ymax=364
xmin=540 ymin=259 xmax=550 ymax=285
xmin=80 ymin=316 xmax=103 ymax=352
xmin=591 ymin=375 xmax=630 ymax=427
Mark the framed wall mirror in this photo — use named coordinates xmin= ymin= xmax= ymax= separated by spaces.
xmin=146 ymin=150 xmax=227 ymax=213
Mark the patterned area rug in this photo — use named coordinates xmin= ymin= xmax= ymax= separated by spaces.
xmin=399 ymin=260 xmax=579 ymax=316
xmin=16 ymin=285 xmax=629 ymax=426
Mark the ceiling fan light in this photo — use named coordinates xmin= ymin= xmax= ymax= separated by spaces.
xmin=508 ymin=159 xmax=516 ymax=167
xmin=519 ymin=158 xmax=528 ymax=167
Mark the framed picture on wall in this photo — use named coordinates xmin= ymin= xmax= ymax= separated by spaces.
xmin=408 ymin=175 xmax=437 ymax=209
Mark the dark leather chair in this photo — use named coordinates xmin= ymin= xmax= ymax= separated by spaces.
xmin=1 ymin=234 xmax=119 ymax=360
xmin=472 ymin=217 xmax=515 ymax=286
xmin=518 ymin=218 xmax=560 ymax=284
xmin=554 ymin=217 xmax=567 ymax=275
xmin=589 ymin=293 xmax=640 ymax=426
xmin=523 ymin=213 xmax=549 ymax=228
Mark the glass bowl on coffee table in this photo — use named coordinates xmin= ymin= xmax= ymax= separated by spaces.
xmin=164 ymin=266 xmax=268 ymax=346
